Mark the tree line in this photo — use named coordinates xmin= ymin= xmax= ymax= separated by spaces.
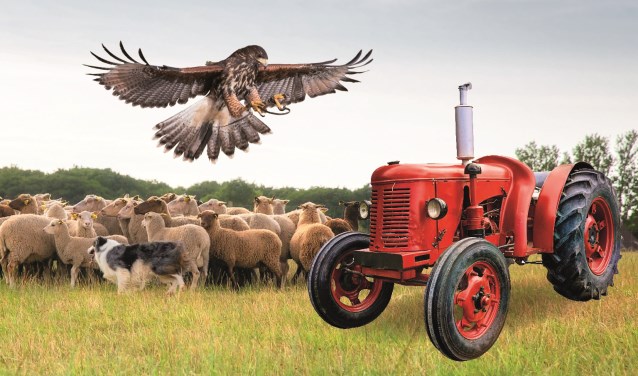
xmin=0 ymin=166 xmax=370 ymax=219
xmin=516 ymin=130 xmax=638 ymax=240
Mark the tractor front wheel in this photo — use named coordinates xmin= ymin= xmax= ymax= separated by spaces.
xmin=542 ymin=168 xmax=621 ymax=301
xmin=308 ymin=232 xmax=394 ymax=329
xmin=425 ymin=238 xmax=511 ymax=361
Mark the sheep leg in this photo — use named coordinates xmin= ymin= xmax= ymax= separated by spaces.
xmin=291 ymin=261 xmax=304 ymax=283
xmin=226 ymin=265 xmax=239 ymax=290
xmin=7 ymin=260 xmax=18 ymax=287
xmin=263 ymin=259 xmax=283 ymax=289
xmin=70 ymin=264 xmax=80 ymax=288
xmin=188 ymin=260 xmax=200 ymax=290
xmin=0 ymin=256 xmax=8 ymax=284
xmin=280 ymin=261 xmax=289 ymax=286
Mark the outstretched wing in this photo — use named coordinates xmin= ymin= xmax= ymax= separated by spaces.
xmin=85 ymin=42 xmax=224 ymax=108
xmin=255 ymin=50 xmax=372 ymax=108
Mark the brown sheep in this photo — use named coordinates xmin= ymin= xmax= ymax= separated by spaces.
xmin=290 ymin=202 xmax=335 ymax=280
xmin=72 ymin=194 xmax=124 ymax=236
xmin=198 ymin=211 xmax=284 ymax=288
xmin=324 ymin=218 xmax=353 ymax=235
xmin=9 ymin=194 xmax=40 ymax=214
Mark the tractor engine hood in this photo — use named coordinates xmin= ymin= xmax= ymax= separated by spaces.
xmin=372 ymin=160 xmax=513 ymax=184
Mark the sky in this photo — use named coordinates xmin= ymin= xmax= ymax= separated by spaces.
xmin=1 ymin=0 xmax=636 ymax=190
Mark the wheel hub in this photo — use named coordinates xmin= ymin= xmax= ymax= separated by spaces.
xmin=584 ymin=198 xmax=614 ymax=276
xmin=454 ymin=262 xmax=501 ymax=339
xmin=330 ymin=252 xmax=383 ymax=313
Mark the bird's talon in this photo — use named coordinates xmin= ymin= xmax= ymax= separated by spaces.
xmin=273 ymin=93 xmax=286 ymax=111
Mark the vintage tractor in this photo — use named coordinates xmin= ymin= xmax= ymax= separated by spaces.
xmin=307 ymin=83 xmax=622 ymax=361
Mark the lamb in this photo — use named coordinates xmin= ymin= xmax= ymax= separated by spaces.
xmin=141 ymin=212 xmax=210 ymax=290
xmin=0 ymin=214 xmax=57 ymax=286
xmin=43 ymin=220 xmax=128 ymax=287
xmin=253 ymin=196 xmax=296 ymax=278
xmin=72 ymin=194 xmax=123 ymax=236
xmin=290 ymin=202 xmax=335 ymax=280
xmin=8 ymin=194 xmax=41 ymax=214
xmin=198 ymin=199 xmax=250 ymax=215
xmin=167 ymin=194 xmax=199 ymax=216
xmin=198 ymin=210 xmax=284 ymax=288
xmin=69 ymin=211 xmax=109 ymax=237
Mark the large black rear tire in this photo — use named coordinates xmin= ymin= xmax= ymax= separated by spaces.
xmin=542 ymin=168 xmax=621 ymax=301
xmin=308 ymin=232 xmax=394 ymax=329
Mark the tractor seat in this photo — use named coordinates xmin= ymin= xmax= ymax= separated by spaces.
xmin=533 ymin=171 xmax=550 ymax=189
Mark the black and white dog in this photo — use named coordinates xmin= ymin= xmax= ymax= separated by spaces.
xmin=88 ymin=237 xmax=188 ymax=295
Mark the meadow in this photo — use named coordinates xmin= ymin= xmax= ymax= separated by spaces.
xmin=0 ymin=253 xmax=636 ymax=375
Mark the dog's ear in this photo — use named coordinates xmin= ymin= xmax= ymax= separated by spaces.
xmin=95 ymin=236 xmax=108 ymax=249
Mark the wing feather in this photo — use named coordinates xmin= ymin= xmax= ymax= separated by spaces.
xmin=256 ymin=50 xmax=372 ymax=107
xmin=85 ymin=42 xmax=223 ymax=108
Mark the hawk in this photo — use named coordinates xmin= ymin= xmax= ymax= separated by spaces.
xmin=85 ymin=42 xmax=372 ymax=162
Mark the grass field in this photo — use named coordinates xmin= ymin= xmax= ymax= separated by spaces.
xmin=0 ymin=253 xmax=636 ymax=375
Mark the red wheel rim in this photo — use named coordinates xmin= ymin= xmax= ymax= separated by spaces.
xmin=585 ymin=197 xmax=614 ymax=275
xmin=330 ymin=251 xmax=383 ymax=312
xmin=453 ymin=261 xmax=501 ymax=340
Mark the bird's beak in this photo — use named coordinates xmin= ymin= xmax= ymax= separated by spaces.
xmin=258 ymin=58 xmax=268 ymax=67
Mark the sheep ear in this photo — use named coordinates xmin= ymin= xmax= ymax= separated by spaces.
xmin=197 ymin=213 xmax=202 ymax=218
xmin=97 ymin=196 xmax=103 ymax=201
xmin=213 ymin=213 xmax=218 ymax=218
xmin=319 ymin=207 xmax=329 ymax=213
xmin=219 ymin=201 xmax=226 ymax=205
xmin=254 ymin=196 xmax=260 ymax=203
xmin=24 ymin=199 xmax=30 ymax=205
xmin=132 ymin=195 xmax=140 ymax=200
xmin=283 ymin=200 xmax=290 ymax=204
xmin=160 ymin=213 xmax=168 ymax=217
xmin=57 ymin=219 xmax=64 ymax=224
xmin=123 ymin=194 xmax=130 ymax=198
xmin=91 ymin=212 xmax=98 ymax=219
xmin=269 ymin=196 xmax=274 ymax=203
xmin=184 ymin=196 xmax=191 ymax=202
xmin=71 ymin=213 xmax=79 ymax=220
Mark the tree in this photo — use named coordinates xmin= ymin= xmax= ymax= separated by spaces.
xmin=571 ymin=134 xmax=614 ymax=175
xmin=515 ymin=141 xmax=559 ymax=171
xmin=612 ymin=130 xmax=638 ymax=222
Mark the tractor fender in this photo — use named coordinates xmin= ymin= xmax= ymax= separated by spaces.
xmin=532 ymin=162 xmax=594 ymax=252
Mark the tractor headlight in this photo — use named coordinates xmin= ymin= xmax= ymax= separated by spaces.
xmin=358 ymin=200 xmax=371 ymax=220
xmin=426 ymin=198 xmax=448 ymax=220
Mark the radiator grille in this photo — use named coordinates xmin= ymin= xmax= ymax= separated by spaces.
xmin=371 ymin=186 xmax=411 ymax=248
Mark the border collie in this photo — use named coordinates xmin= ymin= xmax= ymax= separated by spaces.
xmin=88 ymin=237 xmax=187 ymax=295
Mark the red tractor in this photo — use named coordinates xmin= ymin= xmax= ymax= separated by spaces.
xmin=307 ymin=83 xmax=622 ymax=361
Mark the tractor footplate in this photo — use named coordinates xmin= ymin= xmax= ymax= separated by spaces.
xmin=352 ymin=248 xmax=432 ymax=270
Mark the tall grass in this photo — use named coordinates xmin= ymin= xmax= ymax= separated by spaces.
xmin=0 ymin=253 xmax=636 ymax=375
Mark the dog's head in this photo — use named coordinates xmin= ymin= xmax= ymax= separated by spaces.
xmin=88 ymin=236 xmax=120 ymax=257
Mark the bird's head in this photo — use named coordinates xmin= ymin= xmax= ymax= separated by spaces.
xmin=230 ymin=45 xmax=268 ymax=67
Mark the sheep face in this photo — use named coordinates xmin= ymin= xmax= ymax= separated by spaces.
xmin=134 ymin=198 xmax=165 ymax=216
xmin=101 ymin=198 xmax=129 ymax=217
xmin=43 ymin=219 xmax=66 ymax=234
xmin=167 ymin=195 xmax=198 ymax=216
xmin=9 ymin=194 xmax=32 ymax=211
xmin=197 ymin=210 xmax=218 ymax=230
xmin=73 ymin=194 xmax=106 ymax=213
xmin=118 ymin=200 xmax=140 ymax=219
xmin=73 ymin=211 xmax=97 ymax=229
xmin=253 ymin=196 xmax=274 ymax=215
xmin=141 ymin=212 xmax=163 ymax=228
xmin=160 ymin=193 xmax=177 ymax=203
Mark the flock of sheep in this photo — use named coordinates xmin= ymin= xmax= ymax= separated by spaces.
xmin=0 ymin=192 xmax=364 ymax=293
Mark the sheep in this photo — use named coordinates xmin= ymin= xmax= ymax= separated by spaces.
xmin=167 ymin=194 xmax=199 ymax=217
xmin=0 ymin=204 xmax=16 ymax=218
xmin=69 ymin=211 xmax=109 ymax=237
xmin=324 ymin=218 xmax=353 ymax=235
xmin=160 ymin=192 xmax=177 ymax=203
xmin=290 ymin=202 xmax=335 ymax=280
xmin=198 ymin=210 xmax=284 ymax=288
xmin=198 ymin=199 xmax=250 ymax=215
xmin=0 ymin=214 xmax=57 ymax=286
xmin=134 ymin=197 xmax=200 ymax=227
xmin=253 ymin=196 xmax=296 ymax=278
xmin=8 ymin=194 xmax=40 ymax=214
xmin=286 ymin=207 xmax=328 ymax=227
xmin=101 ymin=196 xmax=148 ymax=244
xmin=72 ymin=194 xmax=123 ymax=236
xmin=43 ymin=219 xmax=128 ymax=287
xmin=43 ymin=202 xmax=68 ymax=220
xmin=272 ymin=199 xmax=289 ymax=215
xmin=339 ymin=200 xmax=362 ymax=232
xmin=141 ymin=212 xmax=210 ymax=290
xmin=200 ymin=198 xmax=277 ymax=234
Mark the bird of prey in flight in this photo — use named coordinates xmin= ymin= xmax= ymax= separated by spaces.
xmin=85 ymin=42 xmax=372 ymax=162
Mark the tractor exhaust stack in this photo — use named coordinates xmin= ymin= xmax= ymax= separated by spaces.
xmin=455 ymin=82 xmax=474 ymax=165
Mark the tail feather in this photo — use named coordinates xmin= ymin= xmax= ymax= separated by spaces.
xmin=153 ymin=96 xmax=273 ymax=162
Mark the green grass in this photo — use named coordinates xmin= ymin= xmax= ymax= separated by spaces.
xmin=0 ymin=253 xmax=637 ymax=375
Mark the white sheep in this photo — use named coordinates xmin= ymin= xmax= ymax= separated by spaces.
xmin=167 ymin=194 xmax=200 ymax=216
xmin=253 ymin=196 xmax=296 ymax=279
xmin=198 ymin=199 xmax=250 ymax=215
xmin=101 ymin=196 xmax=147 ymax=243
xmin=43 ymin=219 xmax=128 ymax=287
xmin=199 ymin=211 xmax=284 ymax=288
xmin=141 ymin=212 xmax=210 ymax=290
xmin=72 ymin=194 xmax=123 ymax=236
xmin=290 ymin=202 xmax=335 ymax=280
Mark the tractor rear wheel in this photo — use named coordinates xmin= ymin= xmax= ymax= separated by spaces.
xmin=424 ymin=238 xmax=510 ymax=361
xmin=308 ymin=232 xmax=394 ymax=329
xmin=542 ymin=168 xmax=621 ymax=301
